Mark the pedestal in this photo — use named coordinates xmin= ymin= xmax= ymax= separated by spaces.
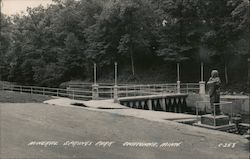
xmin=201 ymin=114 xmax=229 ymax=126
xmin=194 ymin=114 xmax=235 ymax=131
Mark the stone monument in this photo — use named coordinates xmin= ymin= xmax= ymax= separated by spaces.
xmin=207 ymin=70 xmax=221 ymax=115
xmin=198 ymin=70 xmax=233 ymax=129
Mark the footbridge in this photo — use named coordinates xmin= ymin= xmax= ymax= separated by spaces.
xmin=119 ymin=93 xmax=188 ymax=113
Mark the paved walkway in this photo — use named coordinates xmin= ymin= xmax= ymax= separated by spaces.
xmin=44 ymin=98 xmax=245 ymax=137
xmin=1 ymin=102 xmax=249 ymax=159
xmin=44 ymin=98 xmax=197 ymax=121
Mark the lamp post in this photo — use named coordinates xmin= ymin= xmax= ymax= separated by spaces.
xmin=92 ymin=63 xmax=99 ymax=100
xmin=248 ymin=58 xmax=250 ymax=93
xmin=177 ymin=63 xmax=180 ymax=94
xmin=114 ymin=62 xmax=118 ymax=103
xmin=199 ymin=62 xmax=205 ymax=95
xmin=94 ymin=63 xmax=97 ymax=85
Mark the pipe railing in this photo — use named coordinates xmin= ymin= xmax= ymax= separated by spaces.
xmin=0 ymin=81 xmax=202 ymax=100
xmin=195 ymin=101 xmax=234 ymax=125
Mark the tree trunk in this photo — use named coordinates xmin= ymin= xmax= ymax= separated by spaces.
xmin=225 ymin=63 xmax=228 ymax=84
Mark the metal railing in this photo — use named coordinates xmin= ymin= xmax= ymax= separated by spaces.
xmin=0 ymin=83 xmax=93 ymax=100
xmin=195 ymin=101 xmax=234 ymax=124
xmin=117 ymin=83 xmax=178 ymax=97
xmin=180 ymin=83 xmax=200 ymax=94
xmin=0 ymin=81 xmax=201 ymax=100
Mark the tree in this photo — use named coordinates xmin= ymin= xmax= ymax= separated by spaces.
xmin=85 ymin=0 xmax=157 ymax=76
xmin=0 ymin=13 xmax=12 ymax=80
xmin=200 ymin=0 xmax=249 ymax=84
xmin=156 ymin=0 xmax=203 ymax=63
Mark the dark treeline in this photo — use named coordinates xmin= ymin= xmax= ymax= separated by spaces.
xmin=0 ymin=0 xmax=249 ymax=91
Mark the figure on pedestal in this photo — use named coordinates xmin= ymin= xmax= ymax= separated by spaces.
xmin=207 ymin=70 xmax=221 ymax=115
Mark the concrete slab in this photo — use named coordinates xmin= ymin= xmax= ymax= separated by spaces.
xmin=44 ymin=98 xmax=197 ymax=121
xmin=1 ymin=103 xmax=249 ymax=159
xmin=194 ymin=122 xmax=236 ymax=131
xmin=44 ymin=98 xmax=128 ymax=109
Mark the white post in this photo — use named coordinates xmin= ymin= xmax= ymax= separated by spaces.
xmin=196 ymin=102 xmax=198 ymax=119
xmin=115 ymin=62 xmax=118 ymax=86
xmin=199 ymin=62 xmax=205 ymax=95
xmin=92 ymin=63 xmax=99 ymax=100
xmin=177 ymin=63 xmax=180 ymax=94
xmin=201 ymin=62 xmax=204 ymax=81
xmin=94 ymin=63 xmax=97 ymax=85
xmin=114 ymin=62 xmax=118 ymax=103
xmin=177 ymin=63 xmax=180 ymax=81
xmin=213 ymin=103 xmax=216 ymax=126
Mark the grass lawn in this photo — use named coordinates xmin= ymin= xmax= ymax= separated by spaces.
xmin=0 ymin=91 xmax=52 ymax=103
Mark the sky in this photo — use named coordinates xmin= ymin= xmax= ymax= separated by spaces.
xmin=1 ymin=0 xmax=54 ymax=15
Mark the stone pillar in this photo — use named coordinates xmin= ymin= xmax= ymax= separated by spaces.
xmin=92 ymin=84 xmax=99 ymax=100
xmin=113 ymin=85 xmax=118 ymax=103
xmin=177 ymin=81 xmax=181 ymax=94
xmin=199 ymin=81 xmax=205 ymax=95
xmin=199 ymin=62 xmax=205 ymax=95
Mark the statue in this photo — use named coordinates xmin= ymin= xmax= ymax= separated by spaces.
xmin=207 ymin=70 xmax=221 ymax=115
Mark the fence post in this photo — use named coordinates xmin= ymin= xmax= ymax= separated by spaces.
xmin=126 ymin=86 xmax=128 ymax=97
xmin=134 ymin=85 xmax=136 ymax=96
xmin=139 ymin=85 xmax=142 ymax=96
xmin=111 ymin=87 xmax=113 ymax=98
xmin=57 ymin=89 xmax=59 ymax=96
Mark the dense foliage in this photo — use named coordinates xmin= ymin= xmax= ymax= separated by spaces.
xmin=0 ymin=0 xmax=249 ymax=89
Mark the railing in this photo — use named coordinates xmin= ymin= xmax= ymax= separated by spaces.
xmin=195 ymin=101 xmax=234 ymax=121
xmin=0 ymin=81 xmax=202 ymax=100
xmin=117 ymin=83 xmax=178 ymax=97
xmin=68 ymin=83 xmax=180 ymax=99
xmin=180 ymin=83 xmax=200 ymax=94
xmin=98 ymin=85 xmax=114 ymax=99
xmin=0 ymin=83 xmax=93 ymax=100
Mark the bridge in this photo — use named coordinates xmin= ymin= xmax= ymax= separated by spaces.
xmin=119 ymin=94 xmax=188 ymax=113
xmin=0 ymin=81 xmax=204 ymax=114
